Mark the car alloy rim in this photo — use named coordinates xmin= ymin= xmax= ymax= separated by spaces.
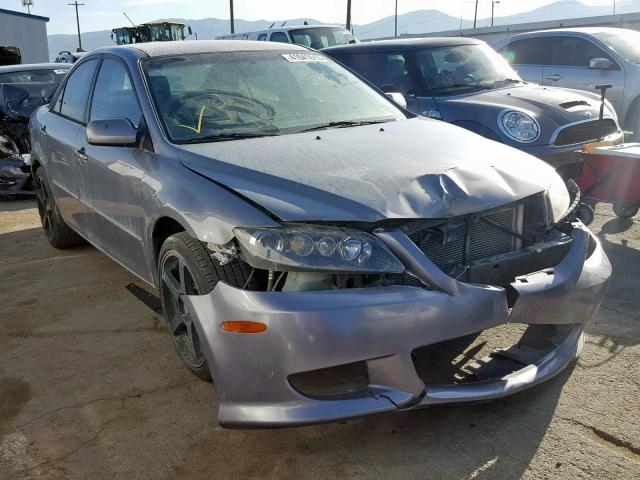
xmin=160 ymin=252 xmax=205 ymax=368
xmin=35 ymin=175 xmax=53 ymax=240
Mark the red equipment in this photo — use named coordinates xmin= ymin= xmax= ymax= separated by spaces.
xmin=575 ymin=144 xmax=640 ymax=219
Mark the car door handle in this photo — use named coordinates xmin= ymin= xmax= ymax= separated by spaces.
xmin=546 ymin=74 xmax=564 ymax=81
xmin=76 ymin=146 xmax=87 ymax=163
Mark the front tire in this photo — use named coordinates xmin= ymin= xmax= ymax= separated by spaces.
xmin=34 ymin=167 xmax=85 ymax=248
xmin=158 ymin=232 xmax=257 ymax=381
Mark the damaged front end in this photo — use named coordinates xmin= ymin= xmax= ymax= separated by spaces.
xmin=184 ymin=186 xmax=609 ymax=428
xmin=0 ymin=83 xmax=56 ymax=196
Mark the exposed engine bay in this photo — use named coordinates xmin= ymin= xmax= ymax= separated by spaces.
xmin=0 ymin=83 xmax=57 ymax=196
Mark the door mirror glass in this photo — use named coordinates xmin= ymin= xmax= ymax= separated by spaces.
xmin=589 ymin=57 xmax=615 ymax=70
xmin=384 ymin=91 xmax=407 ymax=109
xmin=86 ymin=118 xmax=137 ymax=146
xmin=41 ymin=84 xmax=59 ymax=104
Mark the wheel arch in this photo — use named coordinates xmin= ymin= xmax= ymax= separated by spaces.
xmin=624 ymin=94 xmax=640 ymax=132
xmin=151 ymin=215 xmax=187 ymax=273
xmin=450 ymin=120 xmax=502 ymax=142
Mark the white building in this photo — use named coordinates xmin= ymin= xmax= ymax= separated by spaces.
xmin=0 ymin=7 xmax=49 ymax=64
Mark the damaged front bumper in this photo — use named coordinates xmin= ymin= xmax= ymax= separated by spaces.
xmin=184 ymin=222 xmax=610 ymax=428
xmin=0 ymin=153 xmax=32 ymax=196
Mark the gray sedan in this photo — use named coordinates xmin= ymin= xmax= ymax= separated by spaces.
xmin=29 ymin=41 xmax=610 ymax=428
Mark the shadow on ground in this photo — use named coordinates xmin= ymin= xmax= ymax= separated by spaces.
xmin=0 ymin=225 xmax=568 ymax=480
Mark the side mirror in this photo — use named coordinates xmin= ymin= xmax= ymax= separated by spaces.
xmin=86 ymin=118 xmax=137 ymax=146
xmin=385 ymin=92 xmax=407 ymax=109
xmin=41 ymin=84 xmax=58 ymax=104
xmin=589 ymin=58 xmax=615 ymax=70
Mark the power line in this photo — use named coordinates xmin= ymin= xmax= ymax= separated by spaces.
xmin=68 ymin=1 xmax=84 ymax=51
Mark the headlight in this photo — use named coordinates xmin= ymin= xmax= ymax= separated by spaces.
xmin=545 ymin=174 xmax=571 ymax=224
xmin=498 ymin=110 xmax=540 ymax=143
xmin=234 ymin=225 xmax=405 ymax=273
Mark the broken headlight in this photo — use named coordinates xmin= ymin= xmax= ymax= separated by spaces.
xmin=234 ymin=225 xmax=405 ymax=273
xmin=545 ymin=173 xmax=571 ymax=224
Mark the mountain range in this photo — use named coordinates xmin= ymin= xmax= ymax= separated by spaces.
xmin=47 ymin=0 xmax=640 ymax=60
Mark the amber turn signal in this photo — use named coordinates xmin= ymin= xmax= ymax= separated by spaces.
xmin=220 ymin=321 xmax=267 ymax=334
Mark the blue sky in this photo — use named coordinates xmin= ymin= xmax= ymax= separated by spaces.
xmin=0 ymin=0 xmax=618 ymax=35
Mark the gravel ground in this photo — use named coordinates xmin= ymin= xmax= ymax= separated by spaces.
xmin=0 ymin=199 xmax=638 ymax=480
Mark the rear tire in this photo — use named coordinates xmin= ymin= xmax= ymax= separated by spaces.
xmin=613 ymin=201 xmax=639 ymax=219
xmin=158 ymin=232 xmax=257 ymax=381
xmin=34 ymin=167 xmax=85 ymax=248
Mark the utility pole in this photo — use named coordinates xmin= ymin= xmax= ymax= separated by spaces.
xmin=394 ymin=0 xmax=398 ymax=37
xmin=229 ymin=0 xmax=235 ymax=34
xmin=473 ymin=0 xmax=479 ymax=29
xmin=346 ymin=0 xmax=352 ymax=31
xmin=613 ymin=0 xmax=616 ymax=15
xmin=491 ymin=1 xmax=500 ymax=27
xmin=68 ymin=1 xmax=84 ymax=51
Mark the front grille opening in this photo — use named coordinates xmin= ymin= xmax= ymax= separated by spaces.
xmin=288 ymin=361 xmax=369 ymax=400
xmin=554 ymin=119 xmax=617 ymax=146
xmin=412 ymin=324 xmax=568 ymax=386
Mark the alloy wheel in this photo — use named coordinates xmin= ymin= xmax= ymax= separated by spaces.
xmin=160 ymin=252 xmax=206 ymax=368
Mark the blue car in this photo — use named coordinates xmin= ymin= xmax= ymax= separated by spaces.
xmin=324 ymin=38 xmax=623 ymax=171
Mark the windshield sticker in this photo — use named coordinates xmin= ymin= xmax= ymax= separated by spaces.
xmin=281 ymin=53 xmax=329 ymax=63
xmin=178 ymin=105 xmax=206 ymax=134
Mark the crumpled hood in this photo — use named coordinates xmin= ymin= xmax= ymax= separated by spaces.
xmin=177 ymin=118 xmax=560 ymax=222
xmin=438 ymin=84 xmax=608 ymax=143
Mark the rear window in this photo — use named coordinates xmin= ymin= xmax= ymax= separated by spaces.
xmin=500 ymin=37 xmax=554 ymax=65
xmin=0 ymin=68 xmax=68 ymax=84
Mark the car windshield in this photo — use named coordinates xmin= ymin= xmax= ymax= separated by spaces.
xmin=593 ymin=30 xmax=640 ymax=63
xmin=0 ymin=68 xmax=68 ymax=84
xmin=143 ymin=51 xmax=404 ymax=144
xmin=289 ymin=27 xmax=355 ymax=49
xmin=415 ymin=43 xmax=521 ymax=95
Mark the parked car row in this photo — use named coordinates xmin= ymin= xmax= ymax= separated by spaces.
xmin=324 ymin=37 xmax=622 ymax=172
xmin=26 ymin=39 xmax=611 ymax=428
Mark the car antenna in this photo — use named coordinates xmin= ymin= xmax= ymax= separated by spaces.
xmin=304 ymin=20 xmax=309 ymax=25
xmin=123 ymin=11 xmax=136 ymax=27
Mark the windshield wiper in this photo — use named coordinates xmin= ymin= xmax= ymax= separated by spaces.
xmin=492 ymin=78 xmax=524 ymax=86
xmin=296 ymin=119 xmax=391 ymax=133
xmin=180 ymin=132 xmax=279 ymax=144
xmin=431 ymin=83 xmax=494 ymax=93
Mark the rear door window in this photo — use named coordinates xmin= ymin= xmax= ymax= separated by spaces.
xmin=500 ymin=37 xmax=553 ymax=65
xmin=269 ymin=32 xmax=289 ymax=43
xmin=58 ymin=58 xmax=98 ymax=123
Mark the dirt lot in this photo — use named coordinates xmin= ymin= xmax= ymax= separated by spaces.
xmin=0 ymin=199 xmax=638 ymax=480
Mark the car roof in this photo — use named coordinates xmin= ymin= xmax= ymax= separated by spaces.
xmin=507 ymin=27 xmax=632 ymax=40
xmin=0 ymin=63 xmax=71 ymax=73
xmin=101 ymin=39 xmax=309 ymax=58
xmin=323 ymin=37 xmax=483 ymax=54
